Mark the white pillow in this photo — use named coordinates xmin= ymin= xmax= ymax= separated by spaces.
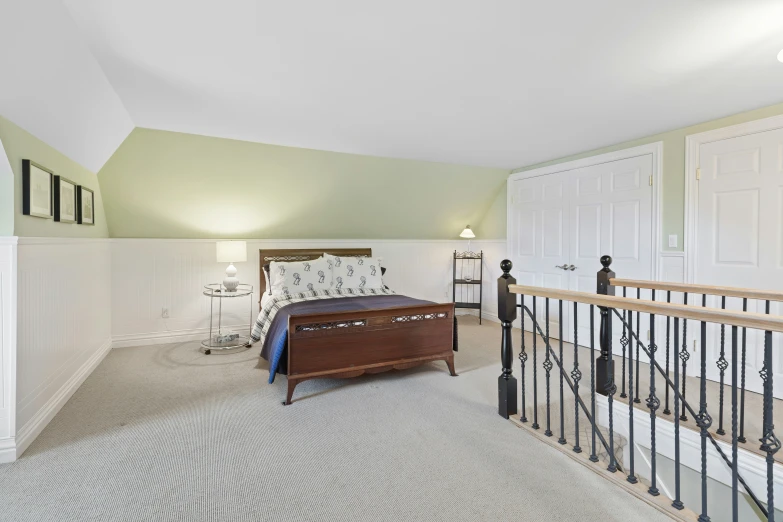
xmin=270 ymin=257 xmax=331 ymax=295
xmin=324 ymin=254 xmax=383 ymax=290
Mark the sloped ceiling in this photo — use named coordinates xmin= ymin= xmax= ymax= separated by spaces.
xmin=62 ymin=0 xmax=783 ymax=169
xmin=0 ymin=0 xmax=134 ymax=173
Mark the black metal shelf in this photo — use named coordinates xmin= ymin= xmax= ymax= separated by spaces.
xmin=455 ymin=302 xmax=481 ymax=309
xmin=453 ymin=250 xmax=483 ymax=324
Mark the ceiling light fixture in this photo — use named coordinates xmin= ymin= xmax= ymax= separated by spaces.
xmin=778 ymin=48 xmax=783 ymax=63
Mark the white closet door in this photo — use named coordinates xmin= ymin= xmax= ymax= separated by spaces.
xmin=696 ymin=128 xmax=783 ymax=396
xmin=509 ymin=173 xmax=571 ymax=338
xmin=568 ymin=155 xmax=654 ymax=353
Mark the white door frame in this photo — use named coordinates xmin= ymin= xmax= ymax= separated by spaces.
xmin=507 ymin=141 xmax=664 ymax=281
xmin=684 ymin=113 xmax=783 ymax=283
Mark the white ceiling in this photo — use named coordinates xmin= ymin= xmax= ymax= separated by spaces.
xmin=60 ymin=0 xmax=783 ymax=169
xmin=0 ymin=0 xmax=133 ymax=173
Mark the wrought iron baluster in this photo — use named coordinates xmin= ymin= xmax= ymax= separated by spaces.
xmin=680 ymin=292 xmax=689 ymax=422
xmin=558 ymin=299 xmax=566 ymax=445
xmin=626 ymin=306 xmax=637 ymax=484
xmin=589 ymin=305 xmax=598 ymax=463
xmin=519 ymin=294 xmax=527 ymax=423
xmin=605 ymin=306 xmax=617 ymax=473
xmin=544 ymin=298 xmax=553 ymax=437
xmin=739 ymin=297 xmax=747 ymax=443
xmin=620 ymin=287 xmax=628 ymax=398
xmin=760 ymin=300 xmax=779 ymax=522
xmin=731 ymin=325 xmax=739 ymax=522
xmin=717 ymin=295 xmax=728 ymax=436
xmin=572 ymin=301 xmax=582 ymax=453
xmin=532 ymin=296 xmax=539 ymax=430
xmin=663 ymin=291 xmax=672 ymax=415
xmin=522 ymin=304 xmax=617 ymax=467
xmin=672 ymin=317 xmax=683 ymax=510
xmin=697 ymin=318 xmax=711 ymax=522
xmin=634 ymin=288 xmax=641 ymax=404
xmin=614 ymin=307 xmax=766 ymax=517
xmin=647 ymin=308 xmax=660 ymax=496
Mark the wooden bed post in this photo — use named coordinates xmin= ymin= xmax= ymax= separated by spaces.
xmin=498 ymin=260 xmax=518 ymax=419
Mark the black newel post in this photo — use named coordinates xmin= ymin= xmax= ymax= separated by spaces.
xmin=498 ymin=260 xmax=518 ymax=419
xmin=596 ymin=255 xmax=615 ymax=396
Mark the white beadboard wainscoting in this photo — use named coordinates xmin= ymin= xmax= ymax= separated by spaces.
xmin=13 ymin=237 xmax=112 ymax=460
xmin=0 ymin=238 xmax=18 ymax=462
xmin=110 ymin=239 xmax=507 ymax=347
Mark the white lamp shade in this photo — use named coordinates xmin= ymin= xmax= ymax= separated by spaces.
xmin=216 ymin=241 xmax=247 ymax=263
xmin=459 ymin=226 xmax=475 ymax=239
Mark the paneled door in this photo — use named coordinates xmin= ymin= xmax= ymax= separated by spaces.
xmin=569 ymin=156 xmax=653 ymax=351
xmin=695 ymin=128 xmax=783 ymax=396
xmin=509 ymin=151 xmax=655 ymax=350
xmin=509 ymin=172 xmax=571 ymax=339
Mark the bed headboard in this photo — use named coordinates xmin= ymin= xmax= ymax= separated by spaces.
xmin=258 ymin=248 xmax=372 ymax=298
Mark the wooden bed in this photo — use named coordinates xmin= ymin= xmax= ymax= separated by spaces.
xmin=259 ymin=248 xmax=456 ymax=404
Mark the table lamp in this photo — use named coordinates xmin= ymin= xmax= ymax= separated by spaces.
xmin=216 ymin=241 xmax=247 ymax=291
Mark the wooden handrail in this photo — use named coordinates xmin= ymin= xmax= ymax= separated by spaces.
xmin=508 ymin=284 xmax=783 ymax=333
xmin=610 ymin=278 xmax=783 ymax=303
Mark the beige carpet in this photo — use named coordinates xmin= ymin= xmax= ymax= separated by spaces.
xmin=0 ymin=316 xmax=668 ymax=521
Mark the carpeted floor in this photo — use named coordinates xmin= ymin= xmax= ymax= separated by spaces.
xmin=0 ymin=316 xmax=669 ymax=521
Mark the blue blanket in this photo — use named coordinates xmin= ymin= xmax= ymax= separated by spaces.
xmin=259 ymin=294 xmax=453 ymax=383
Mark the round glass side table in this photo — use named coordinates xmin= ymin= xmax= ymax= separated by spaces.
xmin=201 ymin=283 xmax=254 ymax=354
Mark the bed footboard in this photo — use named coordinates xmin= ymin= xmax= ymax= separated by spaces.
xmin=285 ymin=302 xmax=455 ymax=404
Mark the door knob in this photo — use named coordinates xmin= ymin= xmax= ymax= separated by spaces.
xmin=555 ymin=265 xmax=568 ymax=270
xmin=568 ymin=265 xmax=577 ymax=271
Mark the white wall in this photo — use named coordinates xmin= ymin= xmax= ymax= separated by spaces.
xmin=13 ymin=238 xmax=112 ymax=459
xmin=111 ymin=239 xmax=507 ymax=347
xmin=0 ymin=238 xmax=18 ymax=462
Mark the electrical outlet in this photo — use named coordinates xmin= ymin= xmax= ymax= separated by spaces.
xmin=668 ymin=235 xmax=678 ymax=248
xmin=161 ymin=308 xmax=169 ymax=319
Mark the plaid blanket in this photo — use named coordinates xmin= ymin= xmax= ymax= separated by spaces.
xmin=250 ymin=287 xmax=396 ymax=345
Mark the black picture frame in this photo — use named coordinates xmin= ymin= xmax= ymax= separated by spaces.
xmin=53 ymin=175 xmax=77 ymax=223
xmin=76 ymin=186 xmax=95 ymax=226
xmin=22 ymin=160 xmax=53 ymax=219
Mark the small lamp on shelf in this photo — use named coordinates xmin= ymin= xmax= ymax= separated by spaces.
xmin=216 ymin=240 xmax=247 ymax=292
xmin=459 ymin=225 xmax=475 ymax=251
xmin=459 ymin=225 xmax=476 ymax=281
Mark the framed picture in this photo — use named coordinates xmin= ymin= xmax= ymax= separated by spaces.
xmin=77 ymin=186 xmax=95 ymax=225
xmin=22 ymin=160 xmax=53 ymax=219
xmin=53 ymin=176 xmax=77 ymax=223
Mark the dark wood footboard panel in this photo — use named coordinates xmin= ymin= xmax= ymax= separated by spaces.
xmin=285 ymin=302 xmax=455 ymax=404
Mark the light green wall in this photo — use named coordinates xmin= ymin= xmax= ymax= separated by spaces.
xmin=0 ymin=115 xmax=109 ymax=238
xmin=475 ymin=185 xmax=506 ymax=239
xmin=0 ymin=139 xmax=13 ymax=236
xmin=97 ymin=128 xmax=509 ymax=239
xmin=493 ymin=101 xmax=783 ymax=251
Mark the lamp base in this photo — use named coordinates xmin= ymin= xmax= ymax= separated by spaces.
xmin=223 ymin=263 xmax=239 ymax=291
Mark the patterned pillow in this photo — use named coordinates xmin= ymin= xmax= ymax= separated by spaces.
xmin=269 ymin=258 xmax=331 ymax=295
xmin=324 ymin=254 xmax=384 ymax=290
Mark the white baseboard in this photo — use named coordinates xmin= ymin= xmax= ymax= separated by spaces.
xmin=112 ymin=325 xmax=252 ymax=349
xmin=455 ymin=308 xmax=500 ymax=324
xmin=0 ymin=437 xmax=16 ymax=464
xmin=15 ymin=338 xmax=113 ymax=459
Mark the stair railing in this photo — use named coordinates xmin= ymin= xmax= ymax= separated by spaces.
xmin=498 ymin=257 xmax=783 ymax=522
